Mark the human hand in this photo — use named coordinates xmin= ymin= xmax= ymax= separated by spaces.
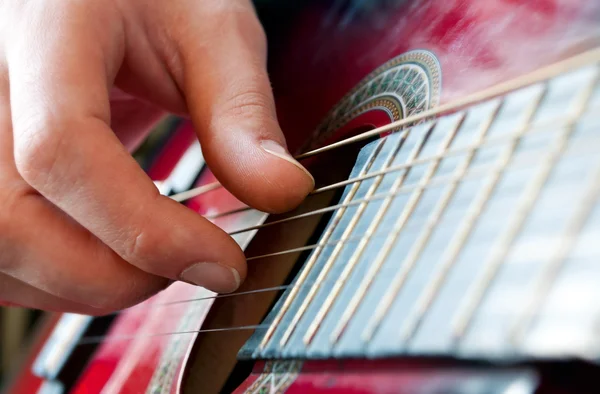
xmin=0 ymin=0 xmax=314 ymax=313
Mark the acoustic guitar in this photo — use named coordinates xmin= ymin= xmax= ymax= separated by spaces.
xmin=5 ymin=0 xmax=600 ymax=393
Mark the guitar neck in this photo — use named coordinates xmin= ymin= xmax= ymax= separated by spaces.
xmin=242 ymin=58 xmax=600 ymax=361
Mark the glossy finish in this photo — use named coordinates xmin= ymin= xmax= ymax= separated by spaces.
xmin=8 ymin=0 xmax=600 ymax=392
xmin=233 ymin=360 xmax=538 ymax=394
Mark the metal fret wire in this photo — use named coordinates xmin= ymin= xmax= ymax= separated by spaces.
xmin=283 ymin=134 xmax=408 ymax=348
xmin=169 ymin=48 xmax=600 ymax=204
xmin=302 ymin=124 xmax=438 ymax=346
xmin=207 ymin=115 xmax=577 ymax=223
xmin=277 ymin=132 xmax=418 ymax=348
xmin=510 ymin=155 xmax=600 ymax=345
xmin=237 ymin=124 xmax=599 ymax=248
xmin=205 ymin=110 xmax=592 ymax=224
xmin=451 ymin=71 xmax=599 ymax=340
xmin=509 ymin=74 xmax=600 ymax=344
xmin=304 ymin=115 xmax=460 ymax=347
xmin=396 ymin=100 xmax=507 ymax=343
xmin=358 ymin=111 xmax=482 ymax=342
xmin=248 ymin=126 xmax=594 ymax=262
xmin=223 ymin=110 xmax=600 ymax=237
xmin=328 ymin=112 xmax=491 ymax=340
xmin=395 ymin=86 xmax=547 ymax=343
xmin=257 ymin=141 xmax=387 ymax=350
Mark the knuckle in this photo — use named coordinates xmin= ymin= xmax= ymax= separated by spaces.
xmin=223 ymin=89 xmax=274 ymax=120
xmin=121 ymin=223 xmax=167 ymax=275
xmin=13 ymin=113 xmax=66 ymax=186
xmin=126 ymin=228 xmax=155 ymax=263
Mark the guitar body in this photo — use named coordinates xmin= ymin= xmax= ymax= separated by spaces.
xmin=6 ymin=0 xmax=600 ymax=393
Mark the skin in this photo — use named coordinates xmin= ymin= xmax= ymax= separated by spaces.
xmin=0 ymin=0 xmax=314 ymax=314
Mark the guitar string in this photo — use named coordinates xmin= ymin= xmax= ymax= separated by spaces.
xmin=169 ymin=47 xmax=600 ymax=204
xmin=111 ymin=274 xmax=374 ymax=315
xmin=79 ymin=223 xmax=600 ymax=345
xmin=80 ymin=218 xmax=600 ymax=345
xmin=77 ymin=50 xmax=600 ymax=343
xmin=75 ymin=153 xmax=600 ymax=338
xmin=101 ymin=129 xmax=600 ymax=316
xmin=223 ymin=113 xmax=600 ymax=237
xmin=77 ymin=325 xmax=269 ymax=345
xmin=206 ymin=101 xmax=600 ymax=224
xmin=205 ymin=110 xmax=584 ymax=222
xmin=249 ymin=146 xmax=575 ymax=263
xmin=92 ymin=69 xmax=600 ymax=314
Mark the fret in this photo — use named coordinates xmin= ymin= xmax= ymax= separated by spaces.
xmin=327 ymin=119 xmax=466 ymax=355
xmin=511 ymin=156 xmax=600 ymax=346
xmin=312 ymin=110 xmax=588 ymax=197
xmin=516 ymin=105 xmax=600 ymax=358
xmin=293 ymin=133 xmax=406 ymax=347
xmin=397 ymin=100 xmax=503 ymax=343
xmin=407 ymin=69 xmax=600 ymax=355
xmin=341 ymin=83 xmax=566 ymax=356
xmin=360 ymin=114 xmax=465 ymax=343
xmin=280 ymin=126 xmax=441 ymax=356
xmin=303 ymin=121 xmax=448 ymax=348
xmin=263 ymin=131 xmax=419 ymax=355
xmin=275 ymin=135 xmax=403 ymax=349
xmin=278 ymin=127 xmax=432 ymax=352
xmin=393 ymin=86 xmax=547 ymax=347
xmin=257 ymin=139 xmax=386 ymax=351
xmin=358 ymin=77 xmax=586 ymax=355
xmin=510 ymin=75 xmax=600 ymax=345
xmin=301 ymin=138 xmax=408 ymax=346
xmin=452 ymin=69 xmax=598 ymax=342
xmin=249 ymin=128 xmax=600 ymax=265
xmin=327 ymin=104 xmax=493 ymax=346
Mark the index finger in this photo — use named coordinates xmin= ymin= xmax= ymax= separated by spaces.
xmin=7 ymin=3 xmax=245 ymax=293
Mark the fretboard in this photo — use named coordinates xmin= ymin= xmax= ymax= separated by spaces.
xmin=240 ymin=61 xmax=600 ymax=361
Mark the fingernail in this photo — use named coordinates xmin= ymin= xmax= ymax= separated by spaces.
xmin=260 ymin=140 xmax=315 ymax=187
xmin=180 ymin=262 xmax=241 ymax=293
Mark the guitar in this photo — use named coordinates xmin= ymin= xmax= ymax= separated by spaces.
xmin=5 ymin=0 xmax=600 ymax=393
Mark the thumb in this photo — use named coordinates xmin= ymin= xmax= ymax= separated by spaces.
xmin=175 ymin=1 xmax=314 ymax=213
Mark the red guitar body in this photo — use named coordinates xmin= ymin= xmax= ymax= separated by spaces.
xmin=6 ymin=0 xmax=600 ymax=393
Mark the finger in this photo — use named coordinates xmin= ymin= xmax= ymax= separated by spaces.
xmin=0 ymin=185 xmax=170 ymax=311
xmin=0 ymin=63 xmax=168 ymax=311
xmin=174 ymin=0 xmax=314 ymax=213
xmin=7 ymin=4 xmax=245 ymax=293
xmin=0 ymin=274 xmax=111 ymax=314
